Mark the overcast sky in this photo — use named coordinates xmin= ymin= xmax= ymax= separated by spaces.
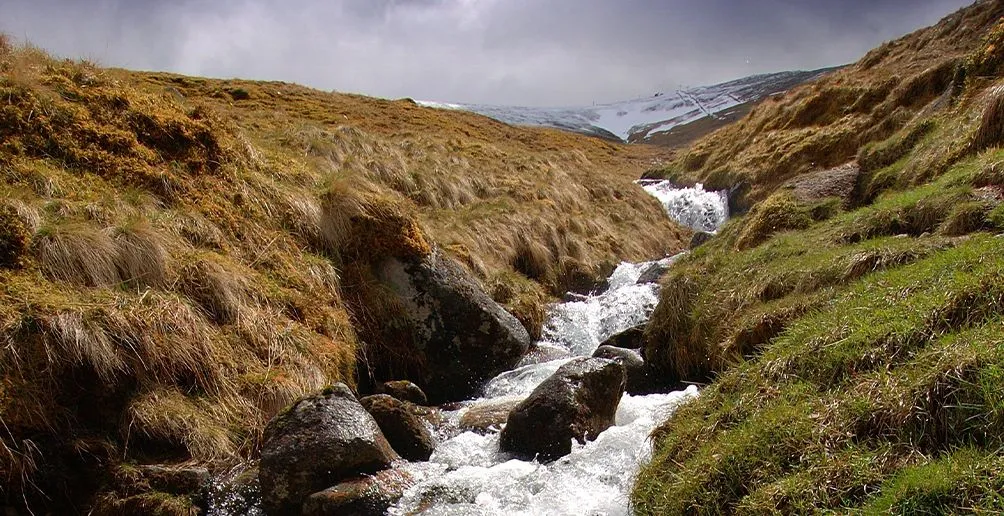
xmin=0 ymin=0 xmax=974 ymax=106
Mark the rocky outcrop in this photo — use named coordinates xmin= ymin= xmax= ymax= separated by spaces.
xmin=259 ymin=384 xmax=398 ymax=515
xmin=592 ymin=345 xmax=651 ymax=395
xmin=359 ymin=394 xmax=436 ymax=461
xmin=371 ymin=247 xmax=532 ymax=402
xmin=499 ymin=357 xmax=626 ymax=462
xmin=302 ymin=469 xmax=413 ymax=516
xmin=375 ymin=380 xmax=429 ymax=406
xmin=600 ymin=324 xmax=646 ymax=350
xmin=136 ymin=464 xmax=210 ymax=497
xmin=786 ymin=162 xmax=860 ymax=206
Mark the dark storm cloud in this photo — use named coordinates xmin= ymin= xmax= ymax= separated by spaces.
xmin=0 ymin=0 xmax=974 ymax=106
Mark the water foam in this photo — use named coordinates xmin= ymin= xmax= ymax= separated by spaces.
xmin=638 ymin=180 xmax=729 ymax=233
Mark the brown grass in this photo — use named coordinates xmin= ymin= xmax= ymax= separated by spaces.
xmin=974 ymin=85 xmax=1004 ymax=151
xmin=652 ymin=2 xmax=1004 ymax=205
xmin=34 ymin=223 xmax=121 ymax=287
xmin=0 ymin=34 xmax=686 ymax=512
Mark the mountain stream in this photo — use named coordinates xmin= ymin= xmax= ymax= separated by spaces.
xmin=208 ymin=182 xmax=729 ymax=515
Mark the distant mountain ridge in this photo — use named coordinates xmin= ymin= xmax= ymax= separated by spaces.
xmin=417 ymin=67 xmax=840 ymax=146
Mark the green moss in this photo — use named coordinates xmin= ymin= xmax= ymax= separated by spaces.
xmin=92 ymin=491 xmax=198 ymax=516
xmin=735 ymin=193 xmax=813 ymax=250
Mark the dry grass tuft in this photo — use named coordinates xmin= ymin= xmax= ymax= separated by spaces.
xmin=126 ymin=389 xmax=238 ymax=462
xmin=33 ymin=223 xmax=121 ymax=287
xmin=973 ymin=85 xmax=1004 ymax=152
xmin=111 ymin=220 xmax=172 ymax=288
xmin=511 ymin=235 xmax=554 ymax=282
xmin=176 ymin=255 xmax=250 ymax=324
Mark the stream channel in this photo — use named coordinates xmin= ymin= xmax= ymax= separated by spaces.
xmin=210 ymin=181 xmax=729 ymax=515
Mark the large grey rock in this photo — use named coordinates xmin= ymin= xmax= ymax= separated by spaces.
xmin=302 ymin=469 xmax=413 ymax=516
xmin=259 ymin=384 xmax=398 ymax=515
xmin=592 ymin=345 xmax=652 ymax=395
xmin=499 ymin=358 xmax=626 ymax=462
xmin=359 ymin=394 xmax=436 ymax=461
xmin=373 ymin=247 xmax=532 ymax=402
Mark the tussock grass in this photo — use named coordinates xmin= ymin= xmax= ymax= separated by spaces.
xmin=636 ymin=3 xmax=1004 ymax=512
xmin=973 ymin=84 xmax=1004 ymax=151
xmin=176 ymin=254 xmax=250 ymax=325
xmin=648 ymin=2 xmax=1004 ymax=207
xmin=111 ymin=220 xmax=172 ymax=288
xmin=34 ymin=223 xmax=121 ymax=287
xmin=0 ymin=203 xmax=31 ymax=269
xmin=0 ymin=32 xmax=687 ymax=512
xmin=734 ymin=192 xmax=813 ymax=250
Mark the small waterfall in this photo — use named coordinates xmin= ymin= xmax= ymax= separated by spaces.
xmin=637 ymin=180 xmax=729 ymax=233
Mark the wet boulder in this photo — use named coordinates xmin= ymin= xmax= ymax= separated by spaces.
xmin=359 ymin=394 xmax=436 ymax=461
xmin=302 ymin=469 xmax=413 ymax=516
xmin=259 ymin=384 xmax=398 ymax=515
xmin=636 ymin=262 xmax=672 ymax=284
xmin=457 ymin=397 xmax=522 ymax=434
xmin=376 ymin=380 xmax=429 ymax=406
xmin=372 ymin=247 xmax=532 ymax=402
xmin=499 ymin=357 xmax=626 ymax=462
xmin=599 ymin=324 xmax=646 ymax=350
xmin=592 ymin=345 xmax=652 ymax=395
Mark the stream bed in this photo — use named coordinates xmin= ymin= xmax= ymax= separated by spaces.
xmin=387 ymin=182 xmax=728 ymax=515
xmin=206 ymin=181 xmax=728 ymax=515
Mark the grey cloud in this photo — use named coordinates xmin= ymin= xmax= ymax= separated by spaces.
xmin=0 ymin=0 xmax=975 ymax=106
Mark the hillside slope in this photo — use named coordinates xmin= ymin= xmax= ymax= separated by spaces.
xmin=0 ymin=36 xmax=687 ymax=513
xmin=634 ymin=0 xmax=1004 ymax=513
xmin=417 ymin=68 xmax=834 ymax=146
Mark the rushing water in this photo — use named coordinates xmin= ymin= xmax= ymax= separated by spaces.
xmin=388 ymin=181 xmax=728 ymax=515
xmin=388 ymin=256 xmax=698 ymax=515
xmin=206 ymin=181 xmax=728 ymax=515
xmin=638 ymin=180 xmax=729 ymax=233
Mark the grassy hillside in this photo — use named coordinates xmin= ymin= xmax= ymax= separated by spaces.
xmin=0 ymin=35 xmax=685 ymax=512
xmin=635 ymin=0 xmax=1004 ymax=512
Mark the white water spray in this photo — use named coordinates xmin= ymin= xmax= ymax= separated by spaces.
xmin=206 ymin=183 xmax=726 ymax=515
xmin=638 ymin=180 xmax=729 ymax=233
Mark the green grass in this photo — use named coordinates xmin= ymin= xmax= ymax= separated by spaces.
xmin=637 ymin=131 xmax=1004 ymax=514
xmin=636 ymin=236 xmax=1004 ymax=514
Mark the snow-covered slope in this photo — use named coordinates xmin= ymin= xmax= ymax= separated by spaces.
xmin=418 ymin=67 xmax=837 ymax=144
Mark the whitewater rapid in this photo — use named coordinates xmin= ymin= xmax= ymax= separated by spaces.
xmin=205 ymin=180 xmax=728 ymax=515
xmin=638 ymin=181 xmax=729 ymax=233
xmin=387 ymin=181 xmax=728 ymax=515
